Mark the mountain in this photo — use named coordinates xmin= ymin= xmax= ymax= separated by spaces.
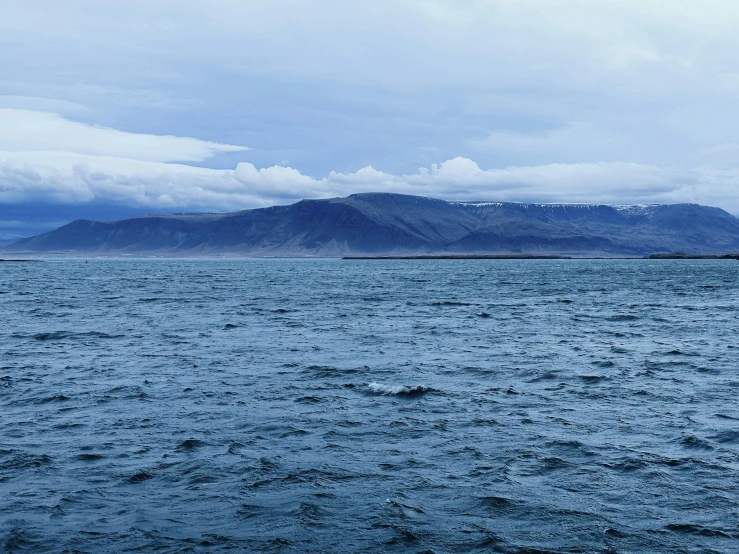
xmin=5 ymin=193 xmax=739 ymax=256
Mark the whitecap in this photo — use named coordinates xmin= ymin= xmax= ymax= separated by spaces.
xmin=367 ymin=382 xmax=434 ymax=397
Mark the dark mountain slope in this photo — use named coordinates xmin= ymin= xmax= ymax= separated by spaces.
xmin=339 ymin=193 xmax=480 ymax=243
xmin=199 ymin=199 xmax=427 ymax=253
xmin=5 ymin=193 xmax=739 ymax=256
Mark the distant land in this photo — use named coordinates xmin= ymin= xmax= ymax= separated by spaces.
xmin=4 ymin=193 xmax=739 ymax=257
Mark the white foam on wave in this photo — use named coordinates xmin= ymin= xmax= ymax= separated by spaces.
xmin=367 ymin=382 xmax=433 ymax=396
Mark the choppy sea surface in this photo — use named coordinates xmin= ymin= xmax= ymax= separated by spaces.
xmin=2 ymin=259 xmax=739 ymax=553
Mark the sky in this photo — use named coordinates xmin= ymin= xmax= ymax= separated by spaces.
xmin=3 ymin=0 xmax=739 ymax=238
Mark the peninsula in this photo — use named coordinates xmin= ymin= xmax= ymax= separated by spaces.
xmin=5 ymin=193 xmax=739 ymax=257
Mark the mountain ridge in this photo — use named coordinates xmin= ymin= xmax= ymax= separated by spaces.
xmin=5 ymin=193 xmax=739 ymax=256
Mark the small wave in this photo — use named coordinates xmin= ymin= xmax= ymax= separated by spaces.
xmin=385 ymin=499 xmax=425 ymax=515
xmin=367 ymin=382 xmax=435 ymax=397
xmin=38 ymin=394 xmax=71 ymax=403
xmin=1 ymin=528 xmax=43 ymax=552
xmin=527 ymin=371 xmax=558 ymax=382
xmin=665 ymin=523 xmax=730 ymax=537
xmin=477 ymin=495 xmax=516 ymax=512
xmin=237 ymin=503 xmax=266 ymax=519
xmin=0 ymin=452 xmax=53 ymax=470
xmin=177 ymin=439 xmax=208 ymax=450
xmin=279 ymin=428 xmax=309 ymax=438
xmin=679 ymin=435 xmax=713 ymax=450
xmin=664 ymin=349 xmax=700 ymax=357
xmin=265 ymin=538 xmax=294 ymax=548
xmin=547 ymin=439 xmax=586 ymax=450
xmin=78 ymin=453 xmax=105 ymax=461
xmin=579 ymin=375 xmax=610 ymax=383
xmin=709 ymin=430 xmax=739 ymax=444
xmin=298 ymin=502 xmax=327 ymax=523
xmin=32 ymin=331 xmax=123 ymax=341
xmin=304 ymin=365 xmax=360 ymax=376
xmin=539 ymin=456 xmax=571 ymax=472
xmin=294 ymin=395 xmax=323 ymax=404
xmin=34 ymin=331 xmax=73 ymax=341
xmin=126 ymin=470 xmax=154 ymax=484
xmin=601 ymin=457 xmax=647 ymax=472
xmin=606 ymin=314 xmax=639 ymax=321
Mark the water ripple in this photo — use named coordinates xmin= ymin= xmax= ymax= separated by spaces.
xmin=1 ymin=258 xmax=738 ymax=552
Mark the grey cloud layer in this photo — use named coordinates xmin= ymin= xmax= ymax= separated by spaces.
xmin=0 ymin=109 xmax=246 ymax=162
xmin=1 ymin=148 xmax=728 ymax=212
xmin=3 ymin=1 xmax=739 ymax=213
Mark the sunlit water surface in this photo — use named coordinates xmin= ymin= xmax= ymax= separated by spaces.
xmin=2 ymin=259 xmax=739 ymax=553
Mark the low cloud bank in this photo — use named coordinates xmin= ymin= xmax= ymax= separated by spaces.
xmin=0 ymin=108 xmax=737 ymax=214
xmin=2 ymin=150 xmax=735 ymax=213
xmin=0 ymin=109 xmax=247 ymax=163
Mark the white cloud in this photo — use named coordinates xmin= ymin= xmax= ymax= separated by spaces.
xmin=0 ymin=109 xmax=247 ymax=162
xmin=4 ymin=0 xmax=739 ymax=180
xmin=6 ymin=0 xmax=739 ymax=91
xmin=5 ymin=0 xmax=739 ymax=102
xmin=3 ymin=146 xmax=737 ymax=214
xmin=0 ymin=108 xmax=735 ymax=213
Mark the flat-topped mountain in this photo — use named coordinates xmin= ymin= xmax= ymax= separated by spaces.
xmin=5 ymin=193 xmax=739 ymax=256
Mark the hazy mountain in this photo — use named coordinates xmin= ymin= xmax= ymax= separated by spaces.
xmin=0 ymin=203 xmax=170 ymax=242
xmin=5 ymin=193 xmax=739 ymax=256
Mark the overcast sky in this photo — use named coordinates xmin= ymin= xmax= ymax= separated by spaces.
xmin=3 ymin=0 xmax=739 ymax=235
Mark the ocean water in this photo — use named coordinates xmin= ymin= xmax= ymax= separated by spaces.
xmin=1 ymin=259 xmax=739 ymax=553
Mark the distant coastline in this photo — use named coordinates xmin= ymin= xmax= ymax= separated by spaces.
xmin=344 ymin=254 xmax=572 ymax=260
xmin=345 ymin=254 xmax=739 ymax=260
xmin=5 ymin=193 xmax=739 ymax=257
xmin=648 ymin=253 xmax=739 ymax=259
xmin=2 ymin=254 xmax=739 ymax=261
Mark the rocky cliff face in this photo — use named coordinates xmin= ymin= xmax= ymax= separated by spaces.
xmin=6 ymin=193 xmax=739 ymax=256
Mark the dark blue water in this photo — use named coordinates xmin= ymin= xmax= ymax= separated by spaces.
xmin=2 ymin=259 xmax=739 ymax=553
